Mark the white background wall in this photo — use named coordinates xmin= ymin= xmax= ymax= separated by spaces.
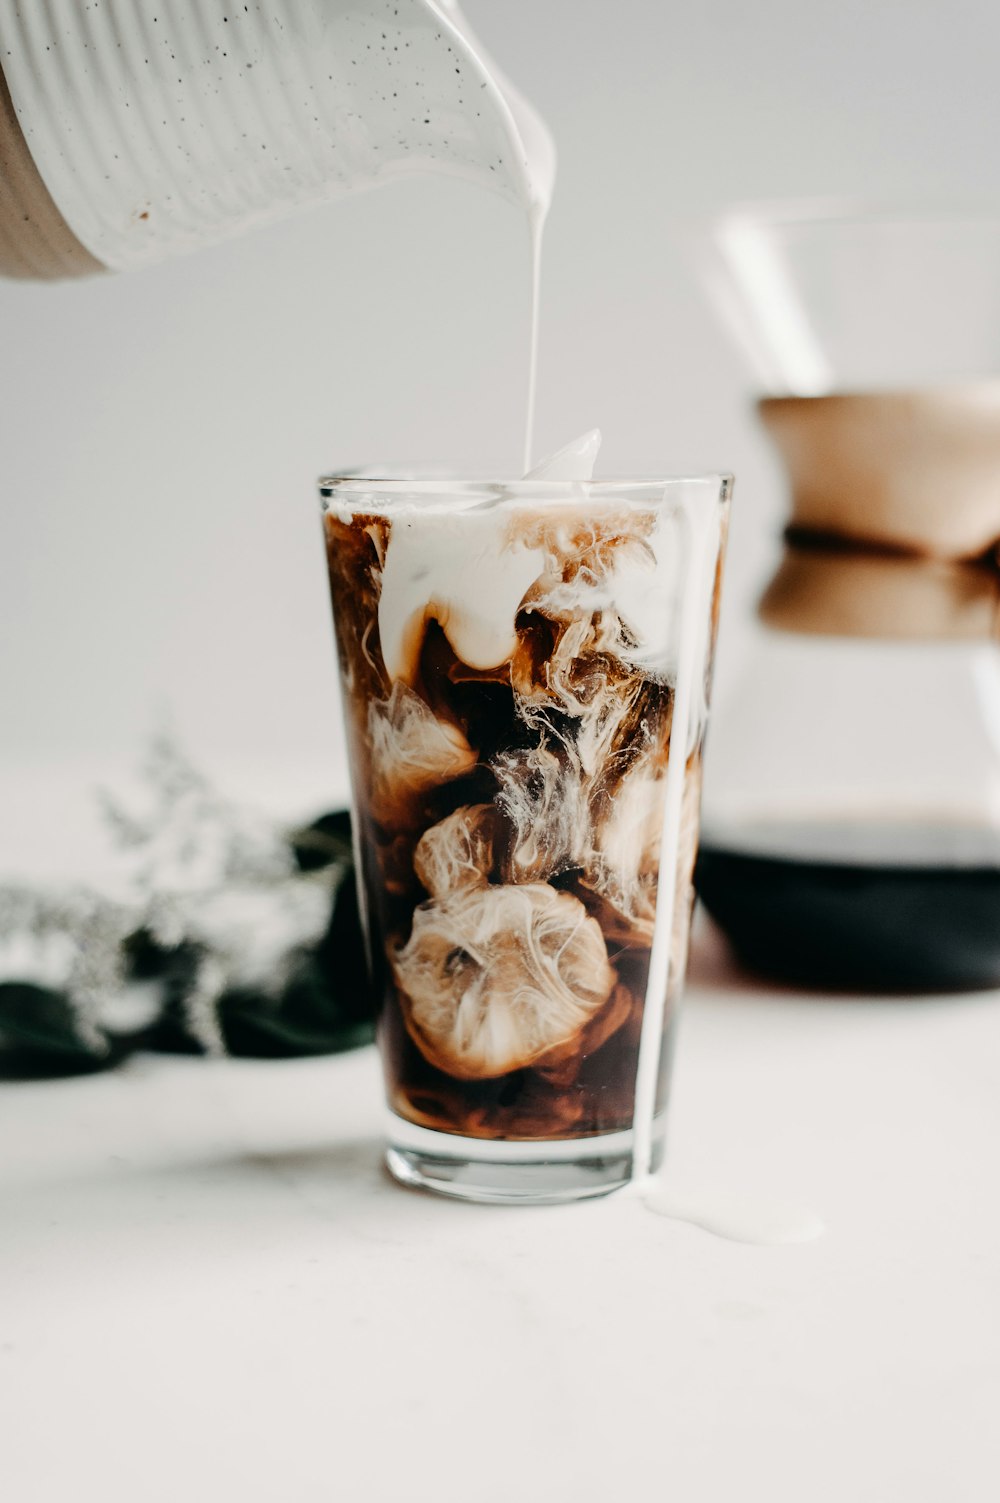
xmin=4 ymin=0 xmax=1000 ymax=812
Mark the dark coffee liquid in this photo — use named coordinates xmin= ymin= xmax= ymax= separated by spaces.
xmin=696 ymin=842 xmax=1000 ymax=992
xmin=324 ymin=506 xmax=702 ymax=1142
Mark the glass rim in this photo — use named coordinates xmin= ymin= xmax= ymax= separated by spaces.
xmin=319 ymin=472 xmax=734 ymax=500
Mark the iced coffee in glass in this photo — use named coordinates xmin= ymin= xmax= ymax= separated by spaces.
xmin=321 ymin=471 xmax=731 ymax=1202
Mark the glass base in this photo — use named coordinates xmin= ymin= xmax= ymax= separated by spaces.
xmin=385 ymin=1113 xmax=666 ymax=1205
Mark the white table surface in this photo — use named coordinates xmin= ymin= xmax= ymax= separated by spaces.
xmin=2 ymin=758 xmax=1000 ymax=1502
xmin=3 ymin=917 xmax=1000 ymax=1503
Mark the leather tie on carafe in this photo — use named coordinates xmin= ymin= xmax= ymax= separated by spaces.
xmin=0 ymin=62 xmax=101 ymax=279
xmin=757 ymin=389 xmax=1000 ymax=640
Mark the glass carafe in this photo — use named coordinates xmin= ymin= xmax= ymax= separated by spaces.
xmin=689 ymin=204 xmax=1000 ymax=990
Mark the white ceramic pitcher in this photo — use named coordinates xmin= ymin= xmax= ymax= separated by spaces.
xmin=0 ymin=0 xmax=553 ymax=278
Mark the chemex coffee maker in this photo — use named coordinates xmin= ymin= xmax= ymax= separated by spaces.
xmin=690 ymin=203 xmax=1000 ymax=991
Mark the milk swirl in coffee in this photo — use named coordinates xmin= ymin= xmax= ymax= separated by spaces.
xmin=323 ymin=442 xmax=726 ymax=1142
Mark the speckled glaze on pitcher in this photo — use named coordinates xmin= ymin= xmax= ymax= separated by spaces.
xmin=0 ymin=0 xmax=553 ymax=277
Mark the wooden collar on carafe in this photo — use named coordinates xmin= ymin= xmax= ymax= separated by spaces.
xmin=0 ymin=63 xmax=103 ymax=279
xmin=757 ymin=389 xmax=1000 ymax=640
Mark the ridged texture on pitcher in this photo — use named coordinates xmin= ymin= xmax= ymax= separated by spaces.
xmin=0 ymin=0 xmax=542 ymax=270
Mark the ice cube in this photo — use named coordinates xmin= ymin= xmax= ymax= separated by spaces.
xmin=525 ymin=428 xmax=602 ymax=482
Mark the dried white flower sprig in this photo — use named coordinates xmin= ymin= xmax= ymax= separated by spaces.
xmin=0 ymin=884 xmax=134 ymax=1055
xmin=0 ymin=737 xmax=365 ymax=1073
